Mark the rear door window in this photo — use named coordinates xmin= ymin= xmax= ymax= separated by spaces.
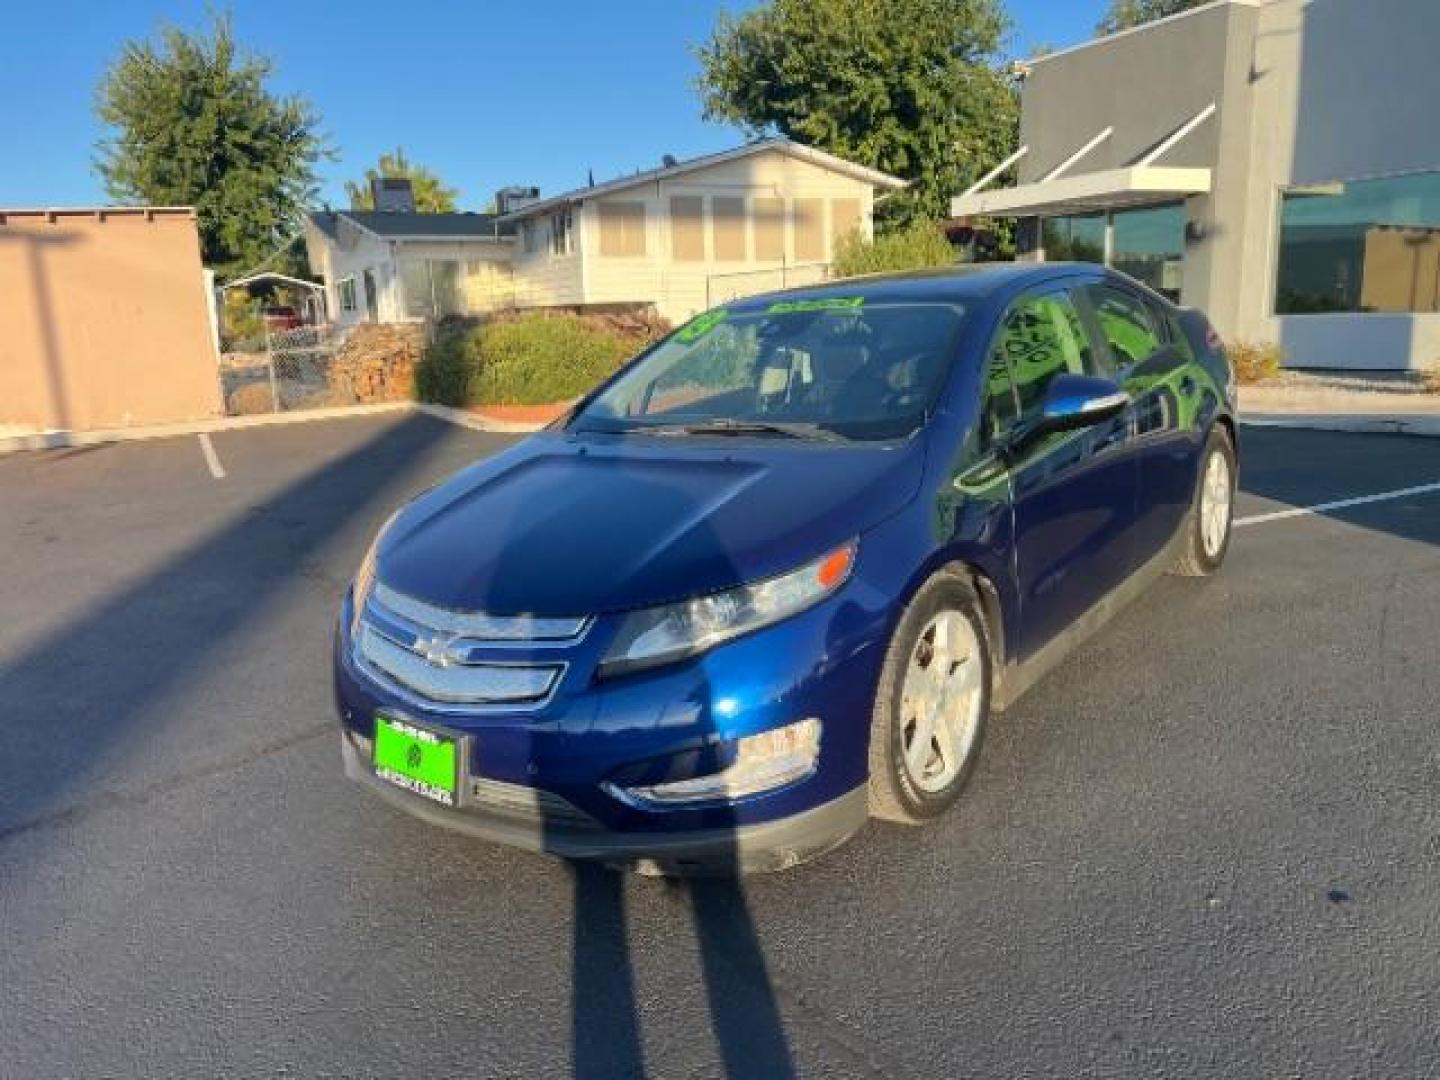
xmin=1084 ymin=285 xmax=1164 ymax=371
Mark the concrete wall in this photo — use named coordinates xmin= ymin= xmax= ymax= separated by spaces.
xmin=0 ymin=209 xmax=222 ymax=431
xmin=1242 ymin=0 xmax=1440 ymax=369
xmin=1020 ymin=0 xmax=1440 ymax=370
xmin=1018 ymin=1 xmax=1261 ymax=323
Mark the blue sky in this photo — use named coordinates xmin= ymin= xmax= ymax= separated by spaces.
xmin=0 ymin=0 xmax=1105 ymax=210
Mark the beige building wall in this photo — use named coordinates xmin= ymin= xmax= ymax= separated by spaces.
xmin=0 ymin=209 xmax=222 ymax=431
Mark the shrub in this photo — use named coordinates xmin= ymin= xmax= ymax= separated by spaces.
xmin=1227 ymin=340 xmax=1285 ymax=385
xmin=414 ymin=326 xmax=475 ymax=406
xmin=415 ymin=311 xmax=666 ymax=407
xmin=1423 ymin=364 xmax=1440 ymax=394
xmin=832 ymin=222 xmax=956 ymax=279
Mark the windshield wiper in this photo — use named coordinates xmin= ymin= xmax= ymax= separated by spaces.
xmin=667 ymin=419 xmax=845 ymax=441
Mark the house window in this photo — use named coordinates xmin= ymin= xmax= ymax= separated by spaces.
xmin=711 ymin=197 xmax=747 ymax=261
xmin=793 ymin=198 xmax=825 ymax=262
xmin=400 ymin=259 xmax=463 ymax=319
xmin=598 ymin=201 xmax=647 ymax=256
xmin=338 ymin=277 xmax=357 ymax=313
xmin=1276 ymin=171 xmax=1440 ymax=314
xmin=549 ymin=209 xmax=574 ymax=255
xmin=831 ymin=198 xmax=862 ymax=244
xmin=521 ymin=220 xmax=540 ymax=255
xmin=754 ymin=196 xmax=785 ymax=261
xmin=671 ymin=196 xmax=705 ymax=261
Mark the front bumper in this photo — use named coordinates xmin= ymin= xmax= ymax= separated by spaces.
xmin=335 ymin=566 xmax=895 ymax=873
xmin=341 ymin=730 xmax=868 ymax=874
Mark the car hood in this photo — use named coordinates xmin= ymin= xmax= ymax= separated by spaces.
xmin=377 ymin=431 xmax=926 ymax=617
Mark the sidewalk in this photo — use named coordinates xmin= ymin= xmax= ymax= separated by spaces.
xmin=1239 ymin=373 xmax=1440 ymax=437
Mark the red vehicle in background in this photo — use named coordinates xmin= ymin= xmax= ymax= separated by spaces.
xmin=262 ymin=306 xmax=304 ymax=332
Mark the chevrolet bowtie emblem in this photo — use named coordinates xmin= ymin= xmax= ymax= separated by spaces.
xmin=415 ymin=634 xmax=464 ymax=668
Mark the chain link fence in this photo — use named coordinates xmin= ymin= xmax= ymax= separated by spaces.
xmin=219 ymin=324 xmax=349 ymax=415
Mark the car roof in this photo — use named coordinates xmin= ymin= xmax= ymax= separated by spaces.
xmin=724 ymin=262 xmax=1109 ymax=313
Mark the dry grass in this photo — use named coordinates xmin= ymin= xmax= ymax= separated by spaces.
xmin=1228 ymin=340 xmax=1285 ymax=385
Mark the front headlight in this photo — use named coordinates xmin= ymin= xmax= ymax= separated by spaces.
xmin=350 ymin=509 xmax=401 ymax=634
xmin=598 ymin=540 xmax=856 ymax=677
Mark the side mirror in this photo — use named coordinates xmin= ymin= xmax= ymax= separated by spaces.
xmin=1005 ymin=374 xmax=1129 ymax=456
xmin=1040 ymin=373 xmax=1129 ymax=431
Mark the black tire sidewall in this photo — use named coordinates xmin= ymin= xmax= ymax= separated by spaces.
xmin=880 ymin=575 xmax=992 ymax=820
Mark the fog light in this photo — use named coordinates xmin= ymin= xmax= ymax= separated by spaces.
xmin=613 ymin=718 xmax=822 ymax=806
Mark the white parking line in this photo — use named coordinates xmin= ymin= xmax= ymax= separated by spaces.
xmin=197 ymin=433 xmax=226 ymax=479
xmin=1235 ymin=479 xmax=1440 ymax=527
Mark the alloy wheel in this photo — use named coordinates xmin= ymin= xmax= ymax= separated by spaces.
xmin=1200 ymin=449 xmax=1233 ymax=558
xmin=899 ymin=611 xmax=984 ymax=794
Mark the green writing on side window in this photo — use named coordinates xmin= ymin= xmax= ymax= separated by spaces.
xmin=675 ymin=309 xmax=730 ymax=343
xmin=766 ymin=297 xmax=865 ymax=314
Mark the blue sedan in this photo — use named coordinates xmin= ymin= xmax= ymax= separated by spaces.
xmin=334 ymin=264 xmax=1238 ymax=874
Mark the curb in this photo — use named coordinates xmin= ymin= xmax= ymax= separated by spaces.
xmin=0 ymin=402 xmax=538 ymax=456
xmin=1239 ymin=415 xmax=1440 ymax=438
xmin=411 ymin=403 xmax=544 ymax=434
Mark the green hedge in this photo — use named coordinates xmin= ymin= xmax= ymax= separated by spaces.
xmin=831 ymin=222 xmax=956 ymax=278
xmin=416 ymin=312 xmax=664 ymax=407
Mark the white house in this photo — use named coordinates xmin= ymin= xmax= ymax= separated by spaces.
xmin=305 ymin=139 xmax=906 ymax=327
xmin=303 ymin=208 xmax=515 ymax=327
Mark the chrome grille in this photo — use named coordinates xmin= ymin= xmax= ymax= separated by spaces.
xmin=354 ymin=582 xmax=588 ymax=710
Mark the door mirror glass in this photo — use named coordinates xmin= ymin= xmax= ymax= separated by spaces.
xmin=1039 ymin=373 xmax=1129 ymax=432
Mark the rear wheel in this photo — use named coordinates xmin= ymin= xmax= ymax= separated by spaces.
xmin=1172 ymin=426 xmax=1236 ymax=577
xmin=868 ymin=571 xmax=991 ymax=824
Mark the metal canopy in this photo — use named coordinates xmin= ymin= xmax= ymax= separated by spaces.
xmin=950 ymin=165 xmax=1211 ymax=219
xmin=220 ymin=271 xmax=325 ymax=292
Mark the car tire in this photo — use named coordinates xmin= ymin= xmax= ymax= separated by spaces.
xmin=1172 ymin=425 xmax=1237 ymax=578
xmin=867 ymin=569 xmax=992 ymax=825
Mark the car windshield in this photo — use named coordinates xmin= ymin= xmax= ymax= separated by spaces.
xmin=572 ymin=298 xmax=967 ymax=441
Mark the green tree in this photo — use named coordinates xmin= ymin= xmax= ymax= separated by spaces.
xmin=696 ymin=0 xmax=1018 ymax=228
xmin=345 ymin=148 xmax=459 ymax=212
xmin=1097 ymin=0 xmax=1208 ymax=34
xmin=95 ymin=13 xmax=325 ymax=279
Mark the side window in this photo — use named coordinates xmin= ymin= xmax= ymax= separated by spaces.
xmin=1086 ymin=285 xmax=1163 ymax=370
xmin=982 ymin=290 xmax=1093 ymax=445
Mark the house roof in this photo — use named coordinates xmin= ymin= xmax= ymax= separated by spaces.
xmin=499 ymin=138 xmax=908 ymax=222
xmin=307 ymin=210 xmax=515 ymax=241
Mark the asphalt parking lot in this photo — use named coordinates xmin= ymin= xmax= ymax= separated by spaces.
xmin=3 ymin=414 xmax=1439 ymax=1079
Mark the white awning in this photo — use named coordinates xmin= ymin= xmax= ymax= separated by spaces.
xmin=950 ymin=166 xmax=1211 ymax=219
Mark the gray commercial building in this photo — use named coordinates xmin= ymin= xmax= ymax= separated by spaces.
xmin=951 ymin=0 xmax=1440 ymax=371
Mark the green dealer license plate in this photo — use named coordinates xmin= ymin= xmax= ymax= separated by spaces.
xmin=373 ymin=715 xmax=459 ymax=807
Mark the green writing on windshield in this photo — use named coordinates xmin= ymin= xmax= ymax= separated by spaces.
xmin=675 ymin=308 xmax=730 ymax=343
xmin=766 ymin=297 xmax=865 ymax=314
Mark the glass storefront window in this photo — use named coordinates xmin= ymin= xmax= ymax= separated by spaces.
xmin=1042 ymin=214 xmax=1105 ymax=263
xmin=1276 ymin=171 xmax=1440 ymax=314
xmin=1112 ymin=203 xmax=1185 ymax=303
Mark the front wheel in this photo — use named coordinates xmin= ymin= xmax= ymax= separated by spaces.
xmin=1172 ymin=427 xmax=1236 ymax=577
xmin=867 ymin=571 xmax=992 ymax=824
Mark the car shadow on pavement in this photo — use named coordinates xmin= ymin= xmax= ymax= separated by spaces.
xmin=1237 ymin=427 xmax=1440 ymax=548
xmin=0 ymin=414 xmax=458 ymax=844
